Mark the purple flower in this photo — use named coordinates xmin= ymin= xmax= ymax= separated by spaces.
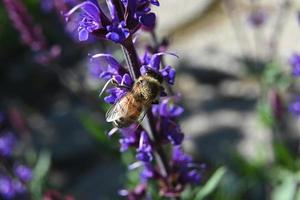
xmin=164 ymin=122 xmax=184 ymax=145
xmin=140 ymin=52 xmax=178 ymax=85
xmin=122 ymin=0 xmax=159 ymax=30
xmin=136 ymin=131 xmax=153 ymax=162
xmin=140 ymin=163 xmax=155 ymax=181
xmin=106 ymin=21 xmax=130 ymax=43
xmin=172 ymin=146 xmax=202 ymax=185
xmin=89 ymin=53 xmax=126 ymax=80
xmin=153 ymin=98 xmax=184 ymax=118
xmin=152 ymin=98 xmax=184 ymax=145
xmin=14 ymin=165 xmax=32 ymax=182
xmin=103 ymin=74 xmax=133 ymax=104
xmin=289 ymin=97 xmax=300 ymax=117
xmin=119 ymin=124 xmax=141 ymax=152
xmin=0 ymin=176 xmax=15 ymax=199
xmin=0 ymin=132 xmax=17 ymax=157
xmin=65 ymin=1 xmax=103 ymax=41
xmin=289 ymin=53 xmax=300 ymax=76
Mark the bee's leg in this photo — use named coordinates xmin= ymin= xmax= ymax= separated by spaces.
xmin=99 ymin=78 xmax=115 ymax=97
xmin=107 ymin=127 xmax=119 ymax=137
xmin=111 ymin=77 xmax=119 ymax=86
xmin=117 ymin=85 xmax=131 ymax=90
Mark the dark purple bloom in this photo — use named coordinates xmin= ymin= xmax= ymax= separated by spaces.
xmin=248 ymin=9 xmax=267 ymax=27
xmin=165 ymin=123 xmax=184 ymax=145
xmin=172 ymin=146 xmax=192 ymax=164
xmin=0 ymin=132 xmax=17 ymax=157
xmin=65 ymin=1 xmax=103 ymax=41
xmin=122 ymin=0 xmax=159 ymax=30
xmin=152 ymin=97 xmax=184 ymax=145
xmin=89 ymin=53 xmax=126 ymax=80
xmin=172 ymin=146 xmax=202 ymax=185
xmin=0 ymin=176 xmax=15 ymax=199
xmin=104 ymin=87 xmax=126 ymax=104
xmin=183 ymin=169 xmax=202 ymax=184
xmin=14 ymin=165 xmax=32 ymax=182
xmin=106 ymin=21 xmax=130 ymax=43
xmin=289 ymin=53 xmax=300 ymax=76
xmin=140 ymin=163 xmax=155 ymax=181
xmin=119 ymin=124 xmax=141 ymax=152
xmin=289 ymin=97 xmax=300 ymax=117
xmin=103 ymin=73 xmax=133 ymax=104
xmin=139 ymin=12 xmax=156 ymax=30
xmin=136 ymin=131 xmax=153 ymax=162
xmin=153 ymin=98 xmax=184 ymax=118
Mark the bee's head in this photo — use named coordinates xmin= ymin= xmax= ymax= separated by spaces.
xmin=145 ymin=70 xmax=163 ymax=83
xmin=134 ymin=74 xmax=163 ymax=102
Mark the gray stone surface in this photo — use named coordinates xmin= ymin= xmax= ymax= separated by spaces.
xmin=152 ymin=0 xmax=300 ymax=162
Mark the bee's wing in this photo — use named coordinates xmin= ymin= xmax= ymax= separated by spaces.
xmin=137 ymin=108 xmax=148 ymax=123
xmin=105 ymin=95 xmax=130 ymax=122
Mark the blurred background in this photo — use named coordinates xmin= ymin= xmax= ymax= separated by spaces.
xmin=1 ymin=0 xmax=300 ymax=199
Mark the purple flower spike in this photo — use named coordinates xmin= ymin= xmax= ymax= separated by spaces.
xmin=289 ymin=53 xmax=300 ymax=76
xmin=0 ymin=132 xmax=17 ymax=157
xmin=14 ymin=165 xmax=32 ymax=182
xmin=65 ymin=1 xmax=103 ymax=41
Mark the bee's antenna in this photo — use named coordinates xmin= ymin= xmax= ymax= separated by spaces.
xmin=99 ymin=78 xmax=113 ymax=97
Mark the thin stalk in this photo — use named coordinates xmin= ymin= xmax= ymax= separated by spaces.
xmin=122 ymin=37 xmax=170 ymax=177
xmin=111 ymin=1 xmax=179 ymax=198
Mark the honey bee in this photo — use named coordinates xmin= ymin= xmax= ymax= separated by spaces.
xmin=105 ymin=71 xmax=163 ymax=128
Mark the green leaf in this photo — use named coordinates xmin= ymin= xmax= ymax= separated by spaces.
xmin=79 ymin=114 xmax=106 ymax=141
xmin=257 ymin=102 xmax=274 ymax=127
xmin=30 ymin=151 xmax=51 ymax=200
xmin=194 ymin=167 xmax=227 ymax=200
xmin=273 ymin=143 xmax=296 ymax=171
